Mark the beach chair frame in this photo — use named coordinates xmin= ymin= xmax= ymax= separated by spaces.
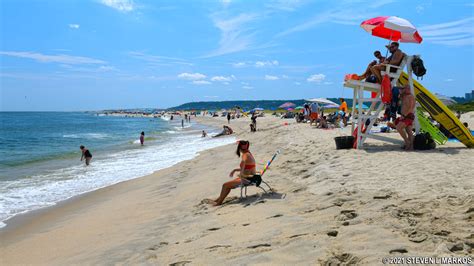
xmin=239 ymin=178 xmax=273 ymax=198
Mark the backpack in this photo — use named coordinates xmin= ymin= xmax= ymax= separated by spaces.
xmin=411 ymin=56 xmax=426 ymax=79
xmin=414 ymin=132 xmax=436 ymax=150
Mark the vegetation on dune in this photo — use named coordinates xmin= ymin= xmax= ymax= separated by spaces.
xmin=448 ymin=101 xmax=474 ymax=113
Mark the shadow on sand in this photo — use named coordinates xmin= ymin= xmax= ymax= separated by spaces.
xmin=223 ymin=191 xmax=286 ymax=207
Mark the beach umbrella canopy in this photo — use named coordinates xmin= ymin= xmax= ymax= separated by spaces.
xmin=295 ymin=106 xmax=304 ymax=110
xmin=322 ymin=103 xmax=340 ymax=109
xmin=361 ymin=16 xmax=422 ymax=43
xmin=287 ymin=107 xmax=295 ymax=111
xmin=279 ymin=102 xmax=296 ymax=109
xmin=306 ymin=98 xmax=338 ymax=105
xmin=252 ymin=107 xmax=264 ymax=111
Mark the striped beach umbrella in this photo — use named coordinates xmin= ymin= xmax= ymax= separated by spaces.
xmin=361 ymin=16 xmax=422 ymax=43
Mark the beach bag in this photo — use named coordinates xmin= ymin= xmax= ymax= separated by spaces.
xmin=414 ymin=132 xmax=436 ymax=150
xmin=411 ymin=56 xmax=426 ymax=80
xmin=381 ymin=74 xmax=392 ymax=104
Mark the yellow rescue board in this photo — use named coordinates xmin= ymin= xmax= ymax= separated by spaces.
xmin=399 ymin=72 xmax=474 ymax=148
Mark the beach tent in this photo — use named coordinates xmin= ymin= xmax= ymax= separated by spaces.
xmin=434 ymin=94 xmax=457 ymax=106
xmin=295 ymin=106 xmax=304 ymax=110
xmin=306 ymin=98 xmax=338 ymax=105
xmin=279 ymin=102 xmax=296 ymax=109
xmin=355 ymin=104 xmax=369 ymax=109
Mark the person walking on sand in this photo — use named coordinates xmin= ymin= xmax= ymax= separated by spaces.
xmin=80 ymin=145 xmax=93 ymax=166
xmin=227 ymin=112 xmax=231 ymax=124
xmin=210 ymin=140 xmax=257 ymax=206
xmin=140 ymin=131 xmax=145 ymax=146
xmin=202 ymin=130 xmax=207 ymax=137
xmin=181 ymin=119 xmax=184 ymax=128
xmin=339 ymin=98 xmax=348 ymax=126
xmin=395 ymin=85 xmax=416 ymax=150
xmin=251 ymin=113 xmax=257 ymax=131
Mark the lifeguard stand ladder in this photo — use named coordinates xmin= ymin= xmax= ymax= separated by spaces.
xmin=343 ymin=55 xmax=420 ymax=149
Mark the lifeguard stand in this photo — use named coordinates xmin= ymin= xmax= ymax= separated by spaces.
xmin=343 ymin=55 xmax=420 ymax=149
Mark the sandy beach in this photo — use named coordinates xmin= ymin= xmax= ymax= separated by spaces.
xmin=1 ymin=113 xmax=473 ymax=265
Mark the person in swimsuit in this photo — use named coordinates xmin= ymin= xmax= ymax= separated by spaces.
xmin=80 ymin=145 xmax=93 ymax=166
xmin=358 ymin=50 xmax=386 ymax=81
xmin=395 ymin=85 xmax=416 ymax=150
xmin=140 ymin=131 xmax=145 ymax=146
xmin=211 ymin=140 xmax=256 ymax=206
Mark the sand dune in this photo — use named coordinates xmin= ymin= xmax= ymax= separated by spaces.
xmin=1 ymin=113 xmax=473 ymax=265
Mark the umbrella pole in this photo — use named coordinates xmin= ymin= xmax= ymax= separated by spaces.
xmin=385 ymin=31 xmax=393 ymax=59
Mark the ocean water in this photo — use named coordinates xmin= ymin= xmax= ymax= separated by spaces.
xmin=0 ymin=112 xmax=234 ymax=228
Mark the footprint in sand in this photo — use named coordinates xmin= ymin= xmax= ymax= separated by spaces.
xmin=289 ymin=233 xmax=308 ymax=239
xmin=247 ymin=243 xmax=271 ymax=249
xmin=336 ymin=210 xmax=358 ymax=221
xmin=389 ymin=248 xmax=408 ymax=254
xmin=206 ymin=245 xmax=231 ymax=250
xmin=267 ymin=214 xmax=283 ymax=219
xmin=408 ymin=230 xmax=428 ymax=243
xmin=321 ymin=253 xmax=360 ymax=265
xmin=169 ymin=261 xmax=192 ymax=266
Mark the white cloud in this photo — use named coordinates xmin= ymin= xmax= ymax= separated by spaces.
xmin=178 ymin=72 xmax=206 ymax=80
xmin=419 ymin=17 xmax=474 ymax=46
xmin=282 ymin=75 xmax=289 ymax=79
xmin=69 ymin=24 xmax=80 ymax=29
xmin=266 ymin=0 xmax=305 ymax=12
xmin=265 ymin=75 xmax=279 ymax=80
xmin=307 ymin=73 xmax=326 ymax=83
xmin=211 ymin=75 xmax=235 ymax=82
xmin=192 ymin=80 xmax=212 ymax=85
xmin=323 ymin=81 xmax=333 ymax=85
xmin=241 ymin=82 xmax=249 ymax=85
xmin=242 ymin=85 xmax=253 ymax=90
xmin=444 ymin=78 xmax=454 ymax=82
xmin=255 ymin=60 xmax=279 ymax=67
xmin=129 ymin=52 xmax=192 ymax=66
xmin=232 ymin=62 xmax=246 ymax=67
xmin=0 ymin=51 xmax=106 ymax=64
xmin=203 ymin=13 xmax=257 ymax=57
xmin=205 ymin=95 xmax=220 ymax=99
xmin=100 ymin=0 xmax=135 ymax=12
xmin=294 ymin=82 xmax=301 ymax=85
xmin=220 ymin=0 xmax=231 ymax=7
xmin=275 ymin=0 xmax=397 ymax=38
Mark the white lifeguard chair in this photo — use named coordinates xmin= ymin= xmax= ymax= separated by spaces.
xmin=343 ymin=55 xmax=420 ymax=149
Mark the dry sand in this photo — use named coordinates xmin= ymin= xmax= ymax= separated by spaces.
xmin=1 ymin=112 xmax=473 ymax=265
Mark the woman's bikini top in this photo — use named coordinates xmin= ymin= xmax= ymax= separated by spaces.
xmin=240 ymin=151 xmax=256 ymax=171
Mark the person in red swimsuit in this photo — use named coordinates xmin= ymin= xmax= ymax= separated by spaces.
xmin=211 ymin=140 xmax=256 ymax=206
xmin=395 ymin=85 xmax=416 ymax=150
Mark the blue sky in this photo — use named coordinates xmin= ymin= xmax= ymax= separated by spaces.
xmin=1 ymin=0 xmax=473 ymax=111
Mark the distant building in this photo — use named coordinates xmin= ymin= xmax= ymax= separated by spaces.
xmin=466 ymin=90 xmax=473 ymax=100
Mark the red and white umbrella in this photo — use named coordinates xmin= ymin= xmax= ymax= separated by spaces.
xmin=361 ymin=16 xmax=422 ymax=43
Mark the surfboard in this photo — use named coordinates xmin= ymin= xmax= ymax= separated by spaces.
xmin=399 ymin=72 xmax=474 ymax=148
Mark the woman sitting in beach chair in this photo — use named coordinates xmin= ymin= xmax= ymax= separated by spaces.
xmin=210 ymin=140 xmax=259 ymax=206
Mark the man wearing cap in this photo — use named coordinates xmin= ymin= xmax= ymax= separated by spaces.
xmin=395 ymin=85 xmax=416 ymax=150
xmin=371 ymin=42 xmax=405 ymax=83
